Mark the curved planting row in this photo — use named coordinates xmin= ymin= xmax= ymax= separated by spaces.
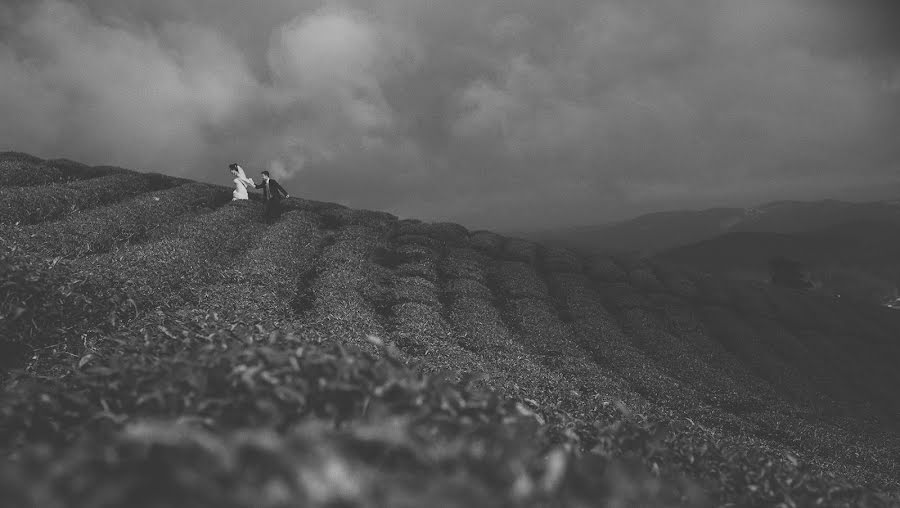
xmin=387 ymin=224 xmax=900 ymax=502
xmin=371 ymin=225 xmax=590 ymax=412
xmin=293 ymin=210 xmax=398 ymax=354
xmin=582 ymin=256 xmax=900 ymax=487
xmin=490 ymin=238 xmax=588 ymax=359
xmin=749 ymin=317 xmax=859 ymax=402
xmin=547 ymin=272 xmax=699 ymax=409
xmin=365 ymin=224 xmax=497 ymax=378
xmin=594 ymin=283 xmax=756 ymax=409
xmin=69 ymin=202 xmax=262 ymax=311
xmin=623 ymin=261 xmax=820 ymax=406
xmin=0 ymin=172 xmax=178 ymax=225
xmin=644 ymin=293 xmax=782 ymax=405
xmin=435 ymin=236 xmax=648 ymax=420
xmin=571 ymin=259 xmax=900 ymax=492
xmin=0 ymin=153 xmax=129 ymax=188
xmin=5 ymin=183 xmax=228 ymax=258
xmin=588 ymin=257 xmax=821 ymax=414
xmin=697 ymin=306 xmax=821 ymax=403
xmin=195 ymin=210 xmax=326 ymax=329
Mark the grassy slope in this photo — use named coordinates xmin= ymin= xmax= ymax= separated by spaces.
xmin=2 ymin=154 xmax=900 ymax=507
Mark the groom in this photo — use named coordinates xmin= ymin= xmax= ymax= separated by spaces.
xmin=255 ymin=170 xmax=290 ymax=222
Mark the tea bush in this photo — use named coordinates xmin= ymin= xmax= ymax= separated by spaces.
xmin=0 ymin=248 xmax=132 ymax=371
xmin=0 ymin=173 xmax=177 ymax=225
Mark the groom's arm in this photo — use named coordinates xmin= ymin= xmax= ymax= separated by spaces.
xmin=254 ymin=181 xmax=265 ymax=189
xmin=272 ymin=180 xmax=289 ymax=198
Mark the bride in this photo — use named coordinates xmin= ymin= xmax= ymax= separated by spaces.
xmin=229 ymin=163 xmax=255 ymax=201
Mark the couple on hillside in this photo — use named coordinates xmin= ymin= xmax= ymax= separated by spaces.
xmin=229 ymin=163 xmax=290 ymax=222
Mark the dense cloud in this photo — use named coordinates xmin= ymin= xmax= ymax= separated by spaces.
xmin=1 ymin=0 xmax=898 ymax=230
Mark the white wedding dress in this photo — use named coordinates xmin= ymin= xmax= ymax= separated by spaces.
xmin=231 ymin=166 xmax=255 ymax=201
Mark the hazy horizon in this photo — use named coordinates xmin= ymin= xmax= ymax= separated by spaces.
xmin=2 ymin=0 xmax=899 ymax=230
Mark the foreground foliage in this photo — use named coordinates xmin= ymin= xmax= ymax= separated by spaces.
xmin=2 ymin=318 xmax=709 ymax=507
xmin=0 ymin=248 xmax=132 ymax=371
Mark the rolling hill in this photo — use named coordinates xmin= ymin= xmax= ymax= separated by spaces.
xmin=2 ymin=152 xmax=900 ymax=507
xmin=529 ymin=199 xmax=900 ymax=255
xmin=656 ymin=221 xmax=900 ymax=304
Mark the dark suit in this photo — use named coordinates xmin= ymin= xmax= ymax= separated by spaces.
xmin=255 ymin=178 xmax=289 ymax=221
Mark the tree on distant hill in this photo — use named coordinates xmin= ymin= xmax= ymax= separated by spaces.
xmin=813 ymin=264 xmax=898 ymax=305
xmin=769 ymin=256 xmax=812 ymax=289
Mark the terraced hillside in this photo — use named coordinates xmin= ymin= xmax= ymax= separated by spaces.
xmin=2 ymin=153 xmax=900 ymax=507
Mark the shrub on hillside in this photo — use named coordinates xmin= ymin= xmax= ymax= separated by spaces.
xmin=394 ymin=234 xmax=441 ymax=249
xmin=0 ymin=249 xmax=132 ymax=371
xmin=506 ymin=298 xmax=575 ymax=357
xmin=398 ymin=220 xmax=469 ymax=246
xmin=469 ymin=230 xmax=505 ymax=256
xmin=546 ymin=273 xmax=599 ymax=322
xmin=282 ymin=197 xmax=347 ymax=214
xmin=0 ymin=153 xmax=136 ymax=189
xmin=548 ymin=273 xmax=697 ymax=403
xmin=395 ymin=260 xmax=439 ymax=283
xmin=0 ymin=173 xmax=176 ymax=225
xmin=7 ymin=183 xmax=229 ymax=258
xmin=297 ymin=225 xmax=390 ymax=351
xmin=48 ymin=159 xmax=132 ymax=180
xmin=204 ymin=210 xmax=325 ymax=322
xmin=447 ymin=297 xmax=520 ymax=355
xmin=393 ymin=277 xmax=441 ymax=308
xmin=502 ymin=238 xmax=539 ymax=264
xmin=445 ymin=278 xmax=494 ymax=302
xmin=70 ymin=203 xmax=259 ymax=310
xmin=320 ymin=208 xmax=396 ymax=235
xmin=393 ymin=302 xmax=454 ymax=356
xmin=441 ymin=248 xmax=489 ymax=283
xmin=618 ymin=307 xmax=755 ymax=408
xmin=394 ymin=243 xmax=438 ymax=264
xmin=498 ymin=261 xmax=550 ymax=300
xmin=0 ymin=153 xmax=64 ymax=187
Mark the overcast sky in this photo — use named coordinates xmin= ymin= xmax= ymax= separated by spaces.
xmin=1 ymin=0 xmax=899 ymax=230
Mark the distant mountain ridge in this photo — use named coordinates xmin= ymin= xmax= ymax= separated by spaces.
xmin=529 ymin=199 xmax=900 ymax=254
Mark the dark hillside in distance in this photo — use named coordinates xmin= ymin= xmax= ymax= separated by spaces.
xmin=656 ymin=221 xmax=900 ymax=304
xmin=2 ymin=153 xmax=900 ymax=507
xmin=529 ymin=199 xmax=900 ymax=255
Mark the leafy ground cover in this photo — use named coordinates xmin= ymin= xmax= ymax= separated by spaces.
xmin=0 ymin=172 xmax=178 ymax=225
xmin=2 ymin=158 xmax=900 ymax=507
xmin=0 ymin=247 xmax=132 ymax=372
xmin=4 ymin=183 xmax=229 ymax=258
xmin=67 ymin=202 xmax=261 ymax=312
xmin=5 ymin=307 xmax=896 ymax=506
xmin=0 ymin=152 xmax=127 ymax=188
xmin=0 ymin=319 xmax=715 ymax=508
